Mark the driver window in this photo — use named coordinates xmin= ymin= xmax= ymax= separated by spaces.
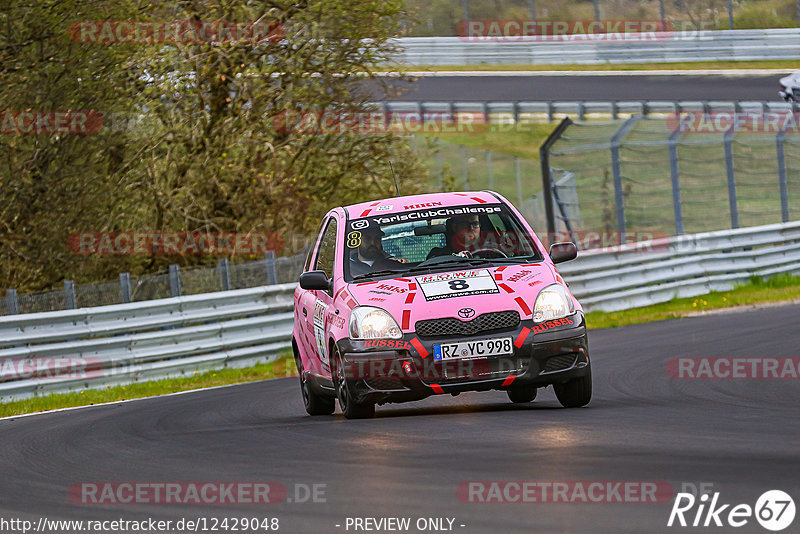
xmin=314 ymin=218 xmax=338 ymax=278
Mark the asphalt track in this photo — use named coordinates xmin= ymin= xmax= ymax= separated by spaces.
xmin=1 ymin=304 xmax=799 ymax=533
xmin=377 ymin=74 xmax=781 ymax=102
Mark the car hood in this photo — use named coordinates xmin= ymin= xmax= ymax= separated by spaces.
xmin=780 ymin=72 xmax=800 ymax=87
xmin=346 ymin=263 xmax=577 ymax=330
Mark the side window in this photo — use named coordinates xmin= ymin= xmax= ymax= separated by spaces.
xmin=305 ymin=219 xmax=327 ymax=272
xmin=314 ymin=218 xmax=338 ymax=278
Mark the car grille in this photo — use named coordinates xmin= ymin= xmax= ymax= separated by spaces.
xmin=543 ymin=353 xmax=577 ymax=373
xmin=415 ymin=311 xmax=520 ymax=338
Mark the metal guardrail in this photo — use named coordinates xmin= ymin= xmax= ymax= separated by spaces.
xmin=2 ymin=222 xmax=799 ymax=401
xmin=559 ymin=221 xmax=800 ymax=311
xmin=383 ymin=100 xmax=800 ymax=123
xmin=0 ymin=284 xmax=295 ymax=401
xmin=392 ymin=28 xmax=800 ymax=65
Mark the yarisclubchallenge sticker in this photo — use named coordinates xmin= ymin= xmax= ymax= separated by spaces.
xmin=416 ymin=269 xmax=499 ymax=301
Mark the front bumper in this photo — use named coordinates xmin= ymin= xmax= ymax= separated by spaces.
xmin=335 ymin=311 xmax=589 ymax=404
xmin=780 ymin=86 xmax=793 ymax=101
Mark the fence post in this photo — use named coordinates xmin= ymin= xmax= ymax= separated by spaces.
xmin=668 ymin=129 xmax=685 ymax=235
xmin=461 ymin=144 xmax=469 ymax=189
xmin=723 ymin=126 xmax=740 ymax=229
xmin=539 ymin=117 xmax=573 ymax=244
xmin=610 ymin=116 xmax=641 ymax=244
xmin=777 ymin=128 xmax=791 ymax=223
xmin=218 ymin=258 xmax=231 ymax=291
xmin=119 ymin=273 xmax=132 ymax=303
xmin=169 ymin=264 xmax=182 ymax=297
xmin=65 ymin=280 xmax=77 ymax=309
xmin=486 ymin=150 xmax=494 ymax=190
xmin=265 ymin=250 xmax=278 ymax=285
xmin=6 ymin=289 xmax=18 ymax=315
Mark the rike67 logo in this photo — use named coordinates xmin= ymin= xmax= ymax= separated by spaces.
xmin=668 ymin=490 xmax=795 ymax=531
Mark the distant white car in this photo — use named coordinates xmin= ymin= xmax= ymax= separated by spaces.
xmin=779 ymin=72 xmax=800 ymax=101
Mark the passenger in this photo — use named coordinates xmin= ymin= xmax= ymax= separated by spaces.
xmin=350 ymin=226 xmax=403 ymax=276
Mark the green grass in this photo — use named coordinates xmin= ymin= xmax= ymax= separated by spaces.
xmin=585 ymin=273 xmax=800 ymax=329
xmin=0 ymin=353 xmax=298 ymax=418
xmin=384 ymin=60 xmax=798 ymax=72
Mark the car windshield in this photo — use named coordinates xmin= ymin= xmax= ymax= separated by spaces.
xmin=343 ymin=203 xmax=543 ymax=282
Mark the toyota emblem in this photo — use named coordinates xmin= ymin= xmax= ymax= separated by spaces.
xmin=458 ymin=308 xmax=476 ymax=319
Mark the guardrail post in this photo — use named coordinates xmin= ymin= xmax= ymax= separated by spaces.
xmin=169 ymin=265 xmax=182 ymax=297
xmin=777 ymin=128 xmax=791 ymax=223
xmin=668 ymin=129 xmax=685 ymax=235
xmin=611 ymin=101 xmax=618 ymax=121
xmin=6 ymin=289 xmax=18 ymax=315
xmin=512 ymin=101 xmax=520 ymax=124
xmin=610 ymin=116 xmax=641 ymax=244
xmin=514 ymin=156 xmax=523 ymax=206
xmin=119 ymin=273 xmax=131 ymax=303
xmin=486 ymin=150 xmax=494 ymax=190
xmin=417 ymin=102 xmax=424 ymax=126
xmin=265 ymin=250 xmax=278 ymax=285
xmin=547 ymin=101 xmax=554 ymax=123
xmin=539 ymin=117 xmax=573 ymax=244
xmin=641 ymin=101 xmax=649 ymax=117
xmin=65 ymin=280 xmax=77 ymax=309
xmin=436 ymin=141 xmax=444 ymax=189
xmin=578 ymin=101 xmax=585 ymax=121
xmin=218 ymin=258 xmax=231 ymax=291
xmin=723 ymin=125 xmax=740 ymax=229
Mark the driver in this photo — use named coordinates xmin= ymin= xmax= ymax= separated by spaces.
xmin=426 ymin=214 xmax=481 ymax=260
xmin=350 ymin=226 xmax=403 ymax=276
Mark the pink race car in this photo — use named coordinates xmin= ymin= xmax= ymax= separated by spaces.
xmin=293 ymin=191 xmax=590 ymax=418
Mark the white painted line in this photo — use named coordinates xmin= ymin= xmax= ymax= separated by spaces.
xmin=377 ymin=69 xmax=794 ymax=77
xmin=0 ymin=377 xmax=298 ymax=422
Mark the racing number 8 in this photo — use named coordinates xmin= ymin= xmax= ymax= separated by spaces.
xmin=448 ymin=279 xmax=469 ymax=290
xmin=347 ymin=231 xmax=362 ymax=248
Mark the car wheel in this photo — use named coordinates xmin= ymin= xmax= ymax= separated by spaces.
xmin=553 ymin=366 xmax=592 ymax=408
xmin=506 ymin=386 xmax=537 ymax=403
xmin=296 ymin=355 xmax=335 ymax=416
xmin=334 ymin=349 xmax=375 ymax=419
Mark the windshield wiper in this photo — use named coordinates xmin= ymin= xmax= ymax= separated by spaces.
xmin=350 ymin=269 xmax=408 ymax=281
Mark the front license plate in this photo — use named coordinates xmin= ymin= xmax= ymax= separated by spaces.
xmin=433 ymin=337 xmax=514 ymax=361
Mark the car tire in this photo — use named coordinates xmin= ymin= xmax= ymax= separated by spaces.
xmin=295 ymin=354 xmax=335 ymax=416
xmin=506 ymin=386 xmax=537 ymax=403
xmin=553 ymin=366 xmax=592 ymax=408
xmin=334 ymin=349 xmax=375 ymax=419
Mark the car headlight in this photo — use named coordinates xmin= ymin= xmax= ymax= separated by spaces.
xmin=349 ymin=306 xmax=402 ymax=340
xmin=533 ymin=284 xmax=575 ymax=323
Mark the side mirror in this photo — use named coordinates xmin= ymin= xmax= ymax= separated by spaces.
xmin=549 ymin=242 xmax=578 ymax=264
xmin=299 ymin=270 xmax=332 ymax=291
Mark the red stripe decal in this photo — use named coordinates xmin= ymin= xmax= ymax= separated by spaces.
xmin=396 ymin=278 xmax=411 ymax=283
xmin=346 ymin=298 xmax=357 ymax=310
xmin=360 ymin=209 xmax=371 ymax=217
xmin=334 ymin=287 xmax=346 ymax=301
xmin=405 ymin=292 xmax=416 ymax=304
xmin=370 ymin=201 xmax=381 ymax=206
xmin=514 ymin=327 xmax=531 ymax=348
xmin=408 ymin=282 xmax=417 ymax=291
xmin=454 ymin=193 xmax=469 ymax=197
xmin=357 ymin=281 xmax=379 ymax=286
xmin=471 ymin=196 xmax=487 ymax=203
xmin=401 ymin=309 xmax=411 ymax=330
xmin=498 ymin=283 xmax=514 ymax=294
xmin=431 ymin=384 xmax=444 ymax=394
xmin=515 ymin=297 xmax=532 ymax=317
xmin=494 ymin=274 xmax=503 ymax=281
xmin=410 ymin=337 xmax=429 ymax=358
xmin=496 ymin=266 xmax=508 ymax=272
xmin=501 ymin=375 xmax=517 ymax=387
